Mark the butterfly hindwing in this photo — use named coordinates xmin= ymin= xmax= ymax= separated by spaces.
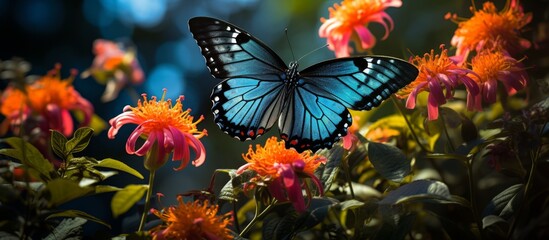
xmin=212 ymin=75 xmax=285 ymax=140
xmin=279 ymin=85 xmax=351 ymax=152
xmin=188 ymin=17 xmax=287 ymax=78
xmin=299 ymin=56 xmax=418 ymax=110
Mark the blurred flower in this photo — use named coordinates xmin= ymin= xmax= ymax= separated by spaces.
xmin=237 ymin=137 xmax=325 ymax=212
xmin=365 ymin=127 xmax=400 ymax=143
xmin=319 ymin=0 xmax=402 ymax=57
xmin=150 ymin=197 xmax=233 ymax=240
xmin=108 ymin=90 xmax=206 ymax=171
xmin=447 ymin=1 xmax=532 ymax=60
xmin=396 ymin=45 xmax=479 ymax=120
xmin=467 ymin=48 xmax=528 ymax=110
xmin=0 ymin=64 xmax=93 ymax=137
xmin=82 ymin=39 xmax=144 ymax=102
xmin=342 ymin=115 xmax=361 ymax=150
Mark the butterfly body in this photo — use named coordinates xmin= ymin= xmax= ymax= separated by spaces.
xmin=189 ymin=17 xmax=419 ymax=152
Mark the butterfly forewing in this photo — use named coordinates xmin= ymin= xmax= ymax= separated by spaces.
xmin=188 ymin=17 xmax=287 ymax=78
xmin=299 ymin=56 xmax=418 ymax=110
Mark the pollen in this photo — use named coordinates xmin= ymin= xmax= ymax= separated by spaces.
xmin=151 ymin=197 xmax=233 ymax=240
xmin=242 ymin=137 xmax=323 ymax=177
xmin=130 ymin=91 xmax=206 ymax=138
xmin=470 ymin=50 xmax=511 ymax=83
xmin=323 ymin=0 xmax=391 ymax=29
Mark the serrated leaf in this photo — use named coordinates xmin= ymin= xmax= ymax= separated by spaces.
xmin=97 ymin=158 xmax=143 ymax=179
xmin=0 ymin=137 xmax=56 ymax=181
xmin=482 ymin=184 xmax=523 ymax=217
xmin=111 ymin=184 xmax=148 ymax=218
xmin=50 ymin=130 xmax=68 ymax=159
xmin=46 ymin=178 xmax=94 ymax=207
xmin=368 ymin=142 xmax=410 ymax=182
xmin=47 ymin=210 xmax=110 ymax=228
xmin=219 ymin=169 xmax=255 ymax=201
xmin=379 ymin=179 xmax=451 ymax=205
xmin=65 ymin=127 xmax=94 ymax=155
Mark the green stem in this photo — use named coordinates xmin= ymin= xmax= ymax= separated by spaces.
xmin=391 ymin=96 xmax=430 ymax=153
xmin=465 ymin=160 xmax=483 ymax=239
xmin=138 ymin=170 xmax=156 ymax=232
xmin=341 ymin=150 xmax=355 ymax=199
xmin=233 ymin=200 xmax=241 ymax=233
xmin=439 ymin=112 xmax=455 ymax=153
xmin=240 ymin=199 xmax=277 ymax=237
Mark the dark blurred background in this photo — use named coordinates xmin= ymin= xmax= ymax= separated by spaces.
xmin=1 ymin=0 xmax=545 ymax=236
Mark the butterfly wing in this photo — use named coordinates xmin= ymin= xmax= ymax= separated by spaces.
xmin=299 ymin=56 xmax=418 ymax=110
xmin=189 ymin=17 xmax=288 ymax=140
xmin=280 ymin=56 xmax=418 ymax=152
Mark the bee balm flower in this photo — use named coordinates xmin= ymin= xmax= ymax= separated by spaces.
xmin=108 ymin=90 xmax=206 ymax=171
xmin=319 ymin=0 xmax=402 ymax=57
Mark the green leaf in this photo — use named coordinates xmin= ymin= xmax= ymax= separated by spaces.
xmin=46 ymin=178 xmax=94 ymax=207
xmin=65 ymin=127 xmax=94 ymax=155
xmin=482 ymin=215 xmax=508 ymax=239
xmin=483 ymin=184 xmax=523 ymax=218
xmin=315 ymin=145 xmax=343 ymax=190
xmin=219 ymin=169 xmax=255 ymax=201
xmin=95 ymin=185 xmax=122 ymax=193
xmin=97 ymin=158 xmax=144 ymax=179
xmin=43 ymin=217 xmax=87 ymax=240
xmin=263 ymin=208 xmax=298 ymax=240
xmin=111 ymin=184 xmax=148 ymax=218
xmin=0 ymin=137 xmax=56 ymax=181
xmin=340 ymin=199 xmax=364 ymax=211
xmin=46 ymin=209 xmax=110 ymax=228
xmin=379 ymin=179 xmax=451 ymax=205
xmin=50 ymin=130 xmax=68 ymax=159
xmin=367 ymin=142 xmax=410 ymax=182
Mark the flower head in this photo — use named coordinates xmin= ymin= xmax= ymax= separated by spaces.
xmin=0 ymin=64 xmax=93 ymax=137
xmin=83 ymin=39 xmax=144 ymax=102
xmin=150 ymin=197 xmax=233 ymax=240
xmin=319 ymin=0 xmax=402 ymax=57
xmin=108 ymin=90 xmax=207 ymax=171
xmin=396 ymin=45 xmax=479 ymax=120
xmin=237 ymin=137 xmax=325 ymax=212
xmin=342 ymin=115 xmax=361 ymax=150
xmin=467 ymin=48 xmax=527 ymax=110
xmin=448 ymin=1 xmax=532 ymax=59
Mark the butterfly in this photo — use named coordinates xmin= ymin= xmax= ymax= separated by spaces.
xmin=188 ymin=17 xmax=418 ymax=153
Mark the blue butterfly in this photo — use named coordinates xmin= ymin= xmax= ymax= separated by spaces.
xmin=188 ymin=17 xmax=418 ymax=152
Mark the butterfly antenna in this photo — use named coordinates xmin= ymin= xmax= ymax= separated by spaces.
xmin=297 ymin=43 xmax=329 ymax=62
xmin=285 ymin=28 xmax=297 ymax=62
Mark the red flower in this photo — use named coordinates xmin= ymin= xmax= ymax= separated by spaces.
xmin=108 ymin=90 xmax=207 ymax=171
xmin=319 ymin=0 xmax=402 ymax=57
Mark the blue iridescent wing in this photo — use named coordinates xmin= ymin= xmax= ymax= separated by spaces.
xmin=299 ymin=56 xmax=418 ymax=110
xmin=280 ymin=56 xmax=418 ymax=152
xmin=189 ymin=17 xmax=288 ymax=140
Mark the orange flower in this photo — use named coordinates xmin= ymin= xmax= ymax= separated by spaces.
xmin=237 ymin=137 xmax=325 ymax=212
xmin=365 ymin=127 xmax=400 ymax=143
xmin=396 ymin=45 xmax=479 ymax=120
xmin=319 ymin=0 xmax=402 ymax=57
xmin=0 ymin=65 xmax=93 ymax=137
xmin=108 ymin=90 xmax=207 ymax=171
xmin=467 ymin=48 xmax=527 ymax=110
xmin=83 ymin=39 xmax=144 ymax=102
xmin=150 ymin=197 xmax=233 ymax=240
xmin=448 ymin=1 xmax=532 ymax=59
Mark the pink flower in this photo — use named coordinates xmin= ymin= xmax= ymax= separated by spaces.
xmin=84 ymin=39 xmax=144 ymax=102
xmin=319 ymin=0 xmax=402 ymax=57
xmin=236 ymin=137 xmax=325 ymax=212
xmin=467 ymin=49 xmax=527 ymax=110
xmin=108 ymin=90 xmax=207 ymax=171
xmin=396 ymin=45 xmax=479 ymax=121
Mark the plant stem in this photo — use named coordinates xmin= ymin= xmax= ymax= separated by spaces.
xmin=341 ymin=151 xmax=355 ymax=199
xmin=233 ymin=200 xmax=241 ymax=233
xmin=465 ymin=160 xmax=483 ymax=239
xmin=391 ymin=96 xmax=430 ymax=153
xmin=439 ymin=112 xmax=455 ymax=153
xmin=239 ymin=199 xmax=277 ymax=237
xmin=138 ymin=170 xmax=156 ymax=232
